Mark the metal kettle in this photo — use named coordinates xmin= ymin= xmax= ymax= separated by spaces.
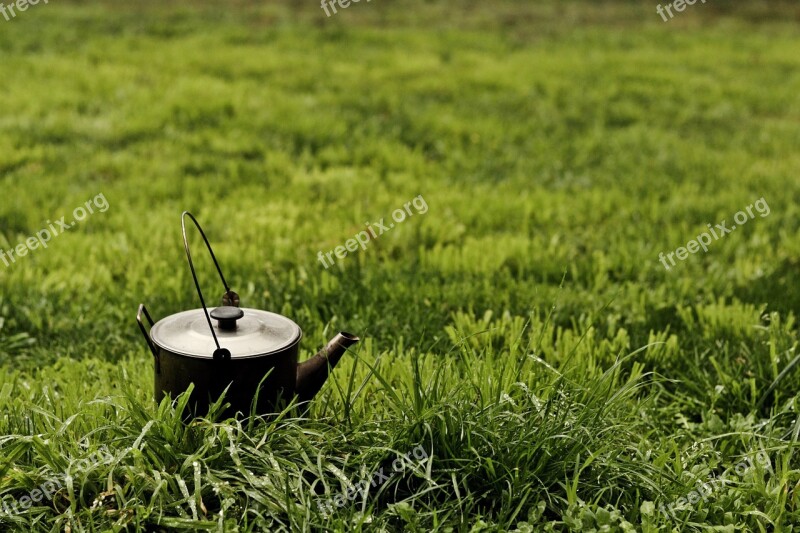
xmin=136 ymin=212 xmax=358 ymax=417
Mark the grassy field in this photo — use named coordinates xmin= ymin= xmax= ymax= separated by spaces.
xmin=1 ymin=0 xmax=800 ymax=530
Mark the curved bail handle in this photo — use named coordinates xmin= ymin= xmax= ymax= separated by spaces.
xmin=137 ymin=303 xmax=160 ymax=373
xmin=181 ymin=211 xmax=236 ymax=361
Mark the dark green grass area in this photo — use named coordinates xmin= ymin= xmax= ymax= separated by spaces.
xmin=1 ymin=0 xmax=800 ymax=530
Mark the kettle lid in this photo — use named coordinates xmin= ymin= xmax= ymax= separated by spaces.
xmin=149 ymin=307 xmax=301 ymax=359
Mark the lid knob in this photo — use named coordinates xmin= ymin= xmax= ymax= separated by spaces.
xmin=210 ymin=306 xmax=244 ymax=331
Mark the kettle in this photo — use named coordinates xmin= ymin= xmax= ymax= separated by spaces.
xmin=136 ymin=212 xmax=359 ymax=417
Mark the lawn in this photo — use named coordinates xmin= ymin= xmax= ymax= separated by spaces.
xmin=1 ymin=0 xmax=800 ymax=530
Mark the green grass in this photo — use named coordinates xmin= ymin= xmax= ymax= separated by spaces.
xmin=1 ymin=0 xmax=800 ymax=530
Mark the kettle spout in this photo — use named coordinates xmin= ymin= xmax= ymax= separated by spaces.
xmin=296 ymin=332 xmax=360 ymax=403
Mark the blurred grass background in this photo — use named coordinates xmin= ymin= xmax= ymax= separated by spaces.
xmin=0 ymin=0 xmax=799 ymax=530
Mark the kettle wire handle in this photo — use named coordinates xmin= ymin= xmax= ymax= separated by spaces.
xmin=181 ymin=211 xmax=235 ymax=361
